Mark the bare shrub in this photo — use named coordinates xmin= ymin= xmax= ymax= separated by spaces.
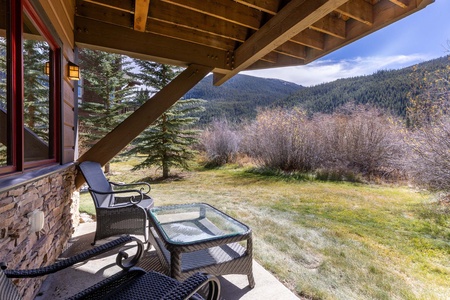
xmin=241 ymin=108 xmax=320 ymax=171
xmin=314 ymin=105 xmax=406 ymax=179
xmin=407 ymin=117 xmax=450 ymax=191
xmin=201 ymin=119 xmax=240 ymax=166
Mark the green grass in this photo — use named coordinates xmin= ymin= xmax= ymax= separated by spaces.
xmin=79 ymin=158 xmax=450 ymax=300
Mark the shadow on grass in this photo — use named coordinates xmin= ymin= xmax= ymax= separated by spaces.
xmin=136 ymin=175 xmax=185 ymax=185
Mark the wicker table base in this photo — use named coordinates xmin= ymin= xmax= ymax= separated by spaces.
xmin=148 ymin=203 xmax=255 ymax=288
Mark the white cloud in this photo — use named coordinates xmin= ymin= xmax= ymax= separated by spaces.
xmin=242 ymin=54 xmax=435 ymax=87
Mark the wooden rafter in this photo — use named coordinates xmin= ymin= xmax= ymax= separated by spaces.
xmin=389 ymin=0 xmax=408 ymax=8
xmin=310 ymin=14 xmax=346 ymax=39
xmin=290 ymin=29 xmax=325 ymax=51
xmin=75 ymin=64 xmax=212 ymax=188
xmin=213 ymin=0 xmax=348 ymax=86
xmin=305 ymin=0 xmax=434 ymax=64
xmin=75 ymin=16 xmax=231 ymax=70
xmin=160 ymin=0 xmax=264 ymax=30
xmin=335 ymin=0 xmax=373 ymax=25
xmin=234 ymin=0 xmax=280 ymax=15
xmin=134 ymin=0 xmax=150 ymax=32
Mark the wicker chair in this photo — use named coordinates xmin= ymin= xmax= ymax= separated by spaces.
xmin=0 ymin=236 xmax=221 ymax=300
xmin=78 ymin=161 xmax=155 ymax=245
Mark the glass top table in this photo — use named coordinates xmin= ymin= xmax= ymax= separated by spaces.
xmin=149 ymin=203 xmax=249 ymax=245
xmin=148 ymin=203 xmax=255 ymax=288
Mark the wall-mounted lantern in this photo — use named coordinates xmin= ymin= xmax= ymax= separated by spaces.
xmin=68 ymin=61 xmax=80 ymax=81
xmin=44 ymin=62 xmax=50 ymax=75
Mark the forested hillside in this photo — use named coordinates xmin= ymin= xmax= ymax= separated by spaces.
xmin=184 ymin=74 xmax=302 ymax=123
xmin=273 ymin=55 xmax=450 ymax=117
xmin=185 ymin=56 xmax=449 ymax=123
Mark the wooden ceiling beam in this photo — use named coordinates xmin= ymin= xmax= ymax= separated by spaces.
xmin=76 ymin=64 xmax=212 ymax=187
xmin=234 ymin=0 xmax=280 ymax=15
xmin=77 ymin=2 xmax=236 ymax=50
xmin=213 ymin=0 xmax=348 ymax=85
xmin=76 ymin=1 xmax=133 ymax=27
xmin=389 ymin=0 xmax=408 ymax=8
xmin=305 ymin=0 xmax=434 ymax=63
xmin=274 ymin=41 xmax=307 ymax=59
xmin=335 ymin=0 xmax=373 ymax=25
xmin=79 ymin=0 xmax=133 ymax=12
xmin=148 ymin=0 xmax=248 ymax=42
xmin=160 ymin=0 xmax=264 ymax=30
xmin=147 ymin=19 xmax=236 ymax=51
xmin=75 ymin=16 xmax=232 ymax=70
xmin=260 ymin=52 xmax=278 ymax=63
xmin=246 ymin=54 xmax=305 ymax=70
xmin=290 ymin=28 xmax=325 ymax=51
xmin=310 ymin=14 xmax=346 ymax=39
xmin=134 ymin=0 xmax=150 ymax=32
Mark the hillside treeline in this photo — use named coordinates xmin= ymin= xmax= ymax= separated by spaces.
xmin=185 ymin=74 xmax=302 ymax=123
xmin=274 ymin=56 xmax=450 ymax=119
xmin=185 ymin=56 xmax=450 ymax=124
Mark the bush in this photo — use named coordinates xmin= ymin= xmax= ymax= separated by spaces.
xmin=241 ymin=108 xmax=320 ymax=171
xmin=407 ymin=117 xmax=450 ymax=191
xmin=241 ymin=105 xmax=406 ymax=180
xmin=201 ymin=119 xmax=240 ymax=166
xmin=314 ymin=106 xmax=406 ymax=178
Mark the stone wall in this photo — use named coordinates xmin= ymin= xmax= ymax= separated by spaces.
xmin=0 ymin=165 xmax=78 ymax=300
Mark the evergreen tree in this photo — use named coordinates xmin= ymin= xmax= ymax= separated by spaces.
xmin=129 ymin=61 xmax=204 ymax=178
xmin=23 ymin=40 xmax=50 ymax=141
xmin=78 ymin=49 xmax=136 ymax=163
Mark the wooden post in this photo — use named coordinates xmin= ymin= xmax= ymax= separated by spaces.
xmin=75 ymin=64 xmax=212 ymax=188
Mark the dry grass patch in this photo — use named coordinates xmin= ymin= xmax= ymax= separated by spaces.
xmin=79 ymin=159 xmax=450 ymax=300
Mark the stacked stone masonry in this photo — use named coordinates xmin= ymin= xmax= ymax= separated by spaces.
xmin=0 ymin=165 xmax=78 ymax=300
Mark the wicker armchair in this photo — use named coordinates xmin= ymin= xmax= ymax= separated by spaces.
xmin=0 ymin=235 xmax=221 ymax=300
xmin=78 ymin=161 xmax=155 ymax=245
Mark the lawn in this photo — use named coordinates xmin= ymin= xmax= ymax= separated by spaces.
xmin=79 ymin=158 xmax=450 ymax=300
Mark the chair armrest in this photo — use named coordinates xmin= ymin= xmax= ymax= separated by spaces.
xmin=163 ymin=273 xmax=221 ymax=300
xmin=88 ymin=187 xmax=147 ymax=205
xmin=110 ymin=181 xmax=151 ymax=194
xmin=2 ymin=236 xmax=144 ymax=278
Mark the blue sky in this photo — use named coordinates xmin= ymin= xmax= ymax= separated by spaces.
xmin=243 ymin=0 xmax=450 ymax=86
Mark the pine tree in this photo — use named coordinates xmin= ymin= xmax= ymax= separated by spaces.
xmin=23 ymin=40 xmax=50 ymax=141
xmin=78 ymin=49 xmax=136 ymax=161
xmin=128 ymin=61 xmax=204 ymax=178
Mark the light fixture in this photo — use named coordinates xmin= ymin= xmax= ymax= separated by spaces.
xmin=67 ymin=61 xmax=80 ymax=81
xmin=44 ymin=62 xmax=50 ymax=75
xmin=27 ymin=209 xmax=45 ymax=233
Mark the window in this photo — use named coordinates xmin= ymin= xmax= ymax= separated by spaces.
xmin=0 ymin=0 xmax=61 ymax=174
xmin=0 ymin=0 xmax=7 ymax=168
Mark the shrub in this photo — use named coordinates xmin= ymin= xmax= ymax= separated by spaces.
xmin=241 ymin=108 xmax=320 ymax=171
xmin=201 ymin=119 xmax=240 ymax=166
xmin=407 ymin=117 xmax=450 ymax=191
xmin=313 ymin=106 xmax=406 ymax=178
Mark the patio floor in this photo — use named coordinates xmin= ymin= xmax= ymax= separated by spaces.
xmin=35 ymin=222 xmax=299 ymax=300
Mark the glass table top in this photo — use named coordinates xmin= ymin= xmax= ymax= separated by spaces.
xmin=149 ymin=203 xmax=249 ymax=245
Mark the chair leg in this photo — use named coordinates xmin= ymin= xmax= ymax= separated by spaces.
xmin=248 ymin=273 xmax=255 ymax=289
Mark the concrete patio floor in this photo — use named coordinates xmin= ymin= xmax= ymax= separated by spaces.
xmin=35 ymin=222 xmax=299 ymax=300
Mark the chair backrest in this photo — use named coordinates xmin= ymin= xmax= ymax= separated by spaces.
xmin=0 ymin=270 xmax=21 ymax=300
xmin=78 ymin=161 xmax=113 ymax=207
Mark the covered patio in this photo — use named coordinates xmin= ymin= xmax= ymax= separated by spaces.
xmin=0 ymin=0 xmax=436 ymax=299
xmin=35 ymin=222 xmax=299 ymax=300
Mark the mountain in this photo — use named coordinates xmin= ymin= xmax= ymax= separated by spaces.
xmin=184 ymin=74 xmax=303 ymax=123
xmin=184 ymin=55 xmax=450 ymax=124
xmin=272 ymin=55 xmax=450 ymax=118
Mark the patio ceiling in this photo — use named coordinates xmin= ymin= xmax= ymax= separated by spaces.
xmin=74 ymin=0 xmax=434 ymax=86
